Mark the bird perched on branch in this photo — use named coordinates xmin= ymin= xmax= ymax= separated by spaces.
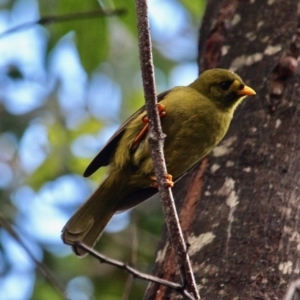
xmin=62 ymin=68 xmax=256 ymax=256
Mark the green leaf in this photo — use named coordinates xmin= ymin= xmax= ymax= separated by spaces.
xmin=109 ymin=0 xmax=137 ymax=37
xmin=179 ymin=0 xmax=207 ymax=18
xmin=39 ymin=0 xmax=109 ymax=72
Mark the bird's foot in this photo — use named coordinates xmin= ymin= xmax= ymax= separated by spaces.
xmin=157 ymin=103 xmax=166 ymax=117
xmin=131 ymin=104 xmax=166 ymax=149
xmin=151 ymin=174 xmax=174 ymax=188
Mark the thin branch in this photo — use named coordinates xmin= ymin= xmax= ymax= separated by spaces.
xmin=134 ymin=0 xmax=200 ymax=299
xmin=0 ymin=212 xmax=67 ymax=300
xmin=283 ymin=278 xmax=300 ymax=300
xmin=0 ymin=9 xmax=125 ymax=39
xmin=75 ymin=242 xmax=194 ymax=300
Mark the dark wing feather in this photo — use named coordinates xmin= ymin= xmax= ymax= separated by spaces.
xmin=83 ymin=90 xmax=171 ymax=177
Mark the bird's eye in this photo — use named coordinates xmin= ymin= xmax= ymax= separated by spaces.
xmin=219 ymin=80 xmax=233 ymax=91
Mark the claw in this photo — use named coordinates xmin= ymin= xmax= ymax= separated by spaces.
xmin=131 ymin=104 xmax=166 ymax=149
xmin=151 ymin=174 xmax=174 ymax=188
xmin=164 ymin=174 xmax=174 ymax=188
xmin=157 ymin=103 xmax=165 ymax=114
xmin=142 ymin=115 xmax=149 ymax=124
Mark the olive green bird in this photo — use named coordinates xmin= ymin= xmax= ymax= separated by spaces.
xmin=61 ymin=68 xmax=256 ymax=256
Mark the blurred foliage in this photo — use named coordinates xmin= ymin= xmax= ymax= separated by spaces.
xmin=0 ymin=0 xmax=206 ymax=299
xmin=39 ymin=0 xmax=108 ymax=72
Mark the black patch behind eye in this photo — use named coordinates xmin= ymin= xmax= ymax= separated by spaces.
xmin=219 ymin=80 xmax=233 ymax=91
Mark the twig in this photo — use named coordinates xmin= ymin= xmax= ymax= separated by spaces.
xmin=283 ymin=278 xmax=300 ymax=300
xmin=76 ymin=242 xmax=194 ymax=300
xmin=0 ymin=9 xmax=125 ymax=39
xmin=0 ymin=212 xmax=67 ymax=300
xmin=134 ymin=0 xmax=200 ymax=299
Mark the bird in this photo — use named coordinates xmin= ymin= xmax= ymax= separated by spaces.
xmin=61 ymin=68 xmax=256 ymax=256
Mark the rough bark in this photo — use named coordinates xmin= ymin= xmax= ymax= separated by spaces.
xmin=144 ymin=0 xmax=300 ymax=299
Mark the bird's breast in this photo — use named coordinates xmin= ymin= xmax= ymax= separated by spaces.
xmin=161 ymin=100 xmax=232 ymax=178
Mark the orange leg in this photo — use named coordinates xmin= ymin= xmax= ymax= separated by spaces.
xmin=131 ymin=104 xmax=166 ymax=149
xmin=151 ymin=174 xmax=174 ymax=188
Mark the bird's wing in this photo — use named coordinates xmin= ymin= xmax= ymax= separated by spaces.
xmin=83 ymin=89 xmax=171 ymax=177
xmin=115 ymin=158 xmax=205 ymax=212
xmin=116 ymin=172 xmax=188 ymax=212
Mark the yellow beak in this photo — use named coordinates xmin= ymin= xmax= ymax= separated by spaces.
xmin=237 ymin=85 xmax=256 ymax=96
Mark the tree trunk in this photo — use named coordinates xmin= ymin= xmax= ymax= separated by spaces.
xmin=144 ymin=0 xmax=300 ymax=299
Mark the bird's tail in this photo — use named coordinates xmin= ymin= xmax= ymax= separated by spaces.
xmin=61 ymin=172 xmax=129 ymax=256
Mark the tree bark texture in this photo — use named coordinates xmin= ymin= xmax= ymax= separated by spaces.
xmin=145 ymin=0 xmax=300 ymax=299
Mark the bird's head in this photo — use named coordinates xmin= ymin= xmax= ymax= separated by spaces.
xmin=190 ymin=68 xmax=256 ymax=111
